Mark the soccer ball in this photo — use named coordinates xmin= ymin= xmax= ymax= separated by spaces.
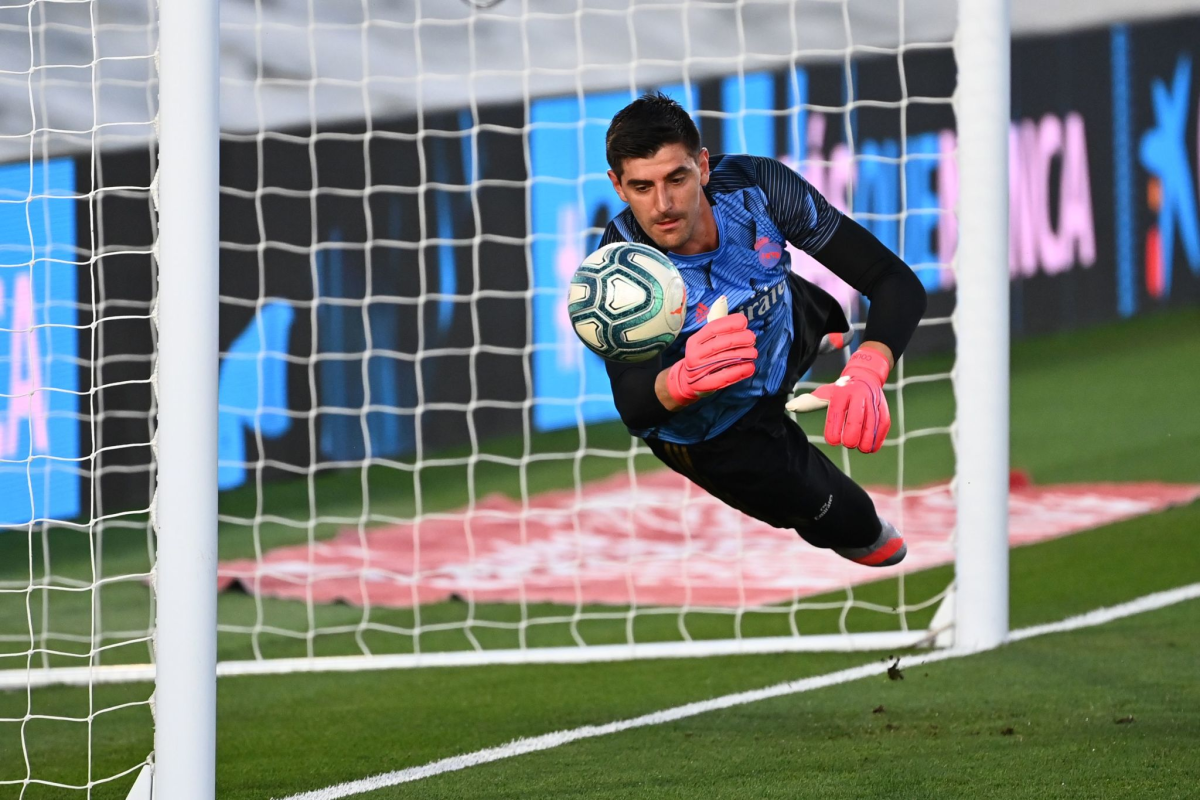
xmin=567 ymin=242 xmax=686 ymax=363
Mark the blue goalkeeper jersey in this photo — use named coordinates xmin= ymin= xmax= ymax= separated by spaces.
xmin=601 ymin=154 xmax=843 ymax=444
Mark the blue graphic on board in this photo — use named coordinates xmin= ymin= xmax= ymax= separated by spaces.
xmin=903 ymin=132 xmax=942 ymax=290
xmin=1138 ymin=54 xmax=1200 ymax=296
xmin=529 ymin=85 xmax=691 ymax=432
xmin=434 ymin=191 xmax=457 ymax=333
xmin=0 ymin=159 xmax=78 ymax=526
xmin=316 ymin=229 xmax=412 ymax=462
xmin=430 ymin=126 xmax=463 ymax=335
xmin=1111 ymin=25 xmax=1137 ymax=317
xmin=722 ymin=72 xmax=775 ymax=157
xmin=217 ymin=302 xmax=295 ymax=491
xmin=786 ymin=66 xmax=809 ymax=164
xmin=855 ymin=137 xmax=900 ymax=253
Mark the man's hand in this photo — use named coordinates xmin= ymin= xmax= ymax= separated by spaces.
xmin=787 ymin=344 xmax=891 ymax=453
xmin=663 ymin=295 xmax=757 ymax=407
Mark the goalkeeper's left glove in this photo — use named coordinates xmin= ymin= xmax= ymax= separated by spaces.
xmin=786 ymin=347 xmax=891 ymax=454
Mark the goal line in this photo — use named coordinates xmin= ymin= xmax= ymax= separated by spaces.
xmin=272 ymin=582 xmax=1200 ymax=800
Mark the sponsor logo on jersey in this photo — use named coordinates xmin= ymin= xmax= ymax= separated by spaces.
xmin=755 ymin=236 xmax=783 ymax=267
xmin=734 ymin=280 xmax=788 ymax=323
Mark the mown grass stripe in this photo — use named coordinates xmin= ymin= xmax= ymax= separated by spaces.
xmin=274 ymin=581 xmax=1200 ymax=800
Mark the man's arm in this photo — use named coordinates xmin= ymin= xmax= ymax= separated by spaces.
xmin=810 ymin=215 xmax=927 ymax=361
xmin=793 ymin=218 xmax=927 ymax=452
xmin=751 ymin=155 xmax=926 ymax=453
xmin=606 ymin=355 xmax=673 ymax=429
xmin=602 ymin=348 xmax=733 ymax=429
xmin=606 ymin=297 xmax=755 ymax=428
xmin=751 ymin=155 xmax=927 ymax=359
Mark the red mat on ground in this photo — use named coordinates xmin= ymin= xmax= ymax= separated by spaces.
xmin=217 ymin=472 xmax=1200 ymax=608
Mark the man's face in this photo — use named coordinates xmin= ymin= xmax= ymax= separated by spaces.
xmin=608 ymin=144 xmax=710 ymax=252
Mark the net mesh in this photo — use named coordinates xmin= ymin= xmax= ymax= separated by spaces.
xmin=1 ymin=0 xmax=160 ymax=792
xmin=208 ymin=0 xmax=958 ymax=660
xmin=0 ymin=0 xmax=959 ymax=790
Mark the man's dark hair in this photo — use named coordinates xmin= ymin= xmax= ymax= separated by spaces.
xmin=605 ymin=92 xmax=701 ymax=178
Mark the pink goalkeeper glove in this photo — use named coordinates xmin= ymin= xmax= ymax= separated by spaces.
xmin=666 ymin=299 xmax=757 ymax=406
xmin=786 ymin=347 xmax=891 ymax=453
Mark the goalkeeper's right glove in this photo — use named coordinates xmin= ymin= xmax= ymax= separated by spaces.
xmin=665 ymin=297 xmax=757 ymax=407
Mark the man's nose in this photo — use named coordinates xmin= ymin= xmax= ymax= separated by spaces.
xmin=654 ymin=183 xmax=673 ymax=213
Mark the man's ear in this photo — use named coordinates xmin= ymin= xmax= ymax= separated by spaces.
xmin=698 ymin=148 xmax=710 ymax=187
xmin=607 ymin=169 xmax=628 ymax=203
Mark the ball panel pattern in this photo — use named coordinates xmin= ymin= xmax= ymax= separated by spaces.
xmin=568 ymin=242 xmax=684 ymax=363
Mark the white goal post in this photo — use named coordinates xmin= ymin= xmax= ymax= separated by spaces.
xmin=154 ymin=0 xmax=219 ymax=795
xmin=954 ymin=0 xmax=1010 ymax=650
xmin=0 ymin=0 xmax=1008 ymax=794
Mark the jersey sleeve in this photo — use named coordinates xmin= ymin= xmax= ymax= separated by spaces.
xmin=751 ymin=155 xmax=843 ymax=253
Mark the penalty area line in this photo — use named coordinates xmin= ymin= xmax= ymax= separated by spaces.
xmin=274 ymin=582 xmax=1200 ymax=800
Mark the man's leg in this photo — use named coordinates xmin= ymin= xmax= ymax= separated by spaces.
xmin=646 ymin=399 xmax=905 ymax=566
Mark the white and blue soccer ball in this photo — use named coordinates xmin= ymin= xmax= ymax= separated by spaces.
xmin=568 ymin=242 xmax=686 ymax=363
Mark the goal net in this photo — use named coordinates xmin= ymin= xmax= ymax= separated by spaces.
xmin=206 ymin=0 xmax=963 ymax=666
xmin=1 ymin=0 xmax=1007 ymax=791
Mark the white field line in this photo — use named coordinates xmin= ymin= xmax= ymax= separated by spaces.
xmin=274 ymin=582 xmax=1200 ymax=800
xmin=0 ymin=633 xmax=931 ymax=691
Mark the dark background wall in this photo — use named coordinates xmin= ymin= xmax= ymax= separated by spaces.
xmin=78 ymin=14 xmax=1200 ymax=514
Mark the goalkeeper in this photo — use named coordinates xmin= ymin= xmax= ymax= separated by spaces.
xmin=600 ymin=93 xmax=927 ymax=567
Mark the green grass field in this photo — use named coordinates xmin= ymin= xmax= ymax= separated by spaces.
xmin=1 ymin=307 xmax=1198 ymax=798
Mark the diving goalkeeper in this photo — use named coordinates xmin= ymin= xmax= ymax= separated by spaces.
xmin=600 ymin=93 xmax=927 ymax=567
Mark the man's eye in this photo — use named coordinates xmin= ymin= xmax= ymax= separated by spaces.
xmin=672 ymin=175 xmax=686 ymax=184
